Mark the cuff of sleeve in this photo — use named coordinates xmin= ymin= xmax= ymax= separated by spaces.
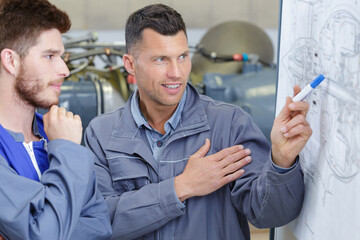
xmin=266 ymin=154 xmax=303 ymax=184
xmin=271 ymin=156 xmax=298 ymax=174
xmin=47 ymin=139 xmax=95 ymax=175
xmin=173 ymin=181 xmax=186 ymax=209
xmin=48 ymin=139 xmax=91 ymax=159
xmin=159 ymin=178 xmax=185 ymax=220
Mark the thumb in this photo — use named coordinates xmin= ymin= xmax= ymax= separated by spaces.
xmin=277 ymin=96 xmax=293 ymax=121
xmin=42 ymin=106 xmax=56 ymax=128
xmin=193 ymin=138 xmax=211 ymax=158
xmin=42 ymin=111 xmax=50 ymax=132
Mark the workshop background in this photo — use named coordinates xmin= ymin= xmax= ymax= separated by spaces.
xmin=48 ymin=1 xmax=281 ymax=239
xmin=49 ymin=0 xmax=279 ymax=30
xmin=50 ymin=0 xmax=280 ymax=61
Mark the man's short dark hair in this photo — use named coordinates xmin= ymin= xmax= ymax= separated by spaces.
xmin=0 ymin=0 xmax=71 ymax=58
xmin=125 ymin=4 xmax=187 ymax=55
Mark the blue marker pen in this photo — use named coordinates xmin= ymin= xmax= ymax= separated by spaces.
xmin=292 ymin=74 xmax=325 ymax=102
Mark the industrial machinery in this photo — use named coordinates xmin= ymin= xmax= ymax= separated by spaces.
xmin=190 ymin=21 xmax=277 ymax=141
xmin=43 ymin=21 xmax=277 ymax=142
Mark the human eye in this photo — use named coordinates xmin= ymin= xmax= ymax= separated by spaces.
xmin=45 ymin=55 xmax=54 ymax=60
xmin=179 ymin=53 xmax=188 ymax=61
xmin=154 ymin=57 xmax=165 ymax=62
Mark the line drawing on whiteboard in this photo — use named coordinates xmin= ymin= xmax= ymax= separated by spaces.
xmin=281 ymin=8 xmax=360 ymax=204
xmin=277 ymin=0 xmax=360 ymax=239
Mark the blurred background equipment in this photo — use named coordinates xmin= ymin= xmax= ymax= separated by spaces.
xmin=39 ymin=20 xmax=277 ymax=142
xmin=190 ymin=21 xmax=277 ymax=141
xmin=191 ymin=21 xmax=274 ymax=76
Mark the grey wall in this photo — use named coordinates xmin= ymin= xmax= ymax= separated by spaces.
xmin=49 ymin=0 xmax=280 ymax=30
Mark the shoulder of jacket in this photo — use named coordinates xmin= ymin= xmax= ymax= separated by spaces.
xmin=88 ymin=107 xmax=124 ymax=128
xmin=198 ymin=94 xmax=244 ymax=112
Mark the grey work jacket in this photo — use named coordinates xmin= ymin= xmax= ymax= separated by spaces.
xmin=85 ymin=84 xmax=305 ymax=240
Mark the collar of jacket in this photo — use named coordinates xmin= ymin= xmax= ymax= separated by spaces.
xmin=104 ymin=83 xmax=210 ymax=176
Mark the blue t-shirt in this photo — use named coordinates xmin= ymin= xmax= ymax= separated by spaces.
xmin=0 ymin=113 xmax=49 ymax=181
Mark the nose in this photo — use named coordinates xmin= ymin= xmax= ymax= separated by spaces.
xmin=58 ymin=57 xmax=70 ymax=78
xmin=167 ymin=61 xmax=181 ymax=80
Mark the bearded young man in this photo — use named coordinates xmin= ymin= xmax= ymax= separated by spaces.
xmin=0 ymin=0 xmax=111 ymax=239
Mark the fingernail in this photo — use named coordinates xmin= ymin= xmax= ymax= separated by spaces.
xmin=289 ymin=103 xmax=295 ymax=109
xmin=245 ymin=149 xmax=251 ymax=155
xmin=238 ymin=145 xmax=244 ymax=150
xmin=281 ymin=127 xmax=287 ymax=133
xmin=246 ymin=156 xmax=252 ymax=163
xmin=284 ymin=133 xmax=289 ymax=138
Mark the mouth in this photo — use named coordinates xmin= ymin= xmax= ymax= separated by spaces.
xmin=49 ymin=80 xmax=63 ymax=93
xmin=162 ymin=84 xmax=181 ymax=89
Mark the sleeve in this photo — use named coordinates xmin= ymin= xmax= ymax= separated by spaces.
xmin=70 ymin=172 xmax=112 ymax=240
xmin=229 ymin=110 xmax=305 ymax=228
xmin=84 ymin=124 xmax=185 ymax=240
xmin=0 ymin=139 xmax=112 ymax=240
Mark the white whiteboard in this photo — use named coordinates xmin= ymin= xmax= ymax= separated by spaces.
xmin=275 ymin=0 xmax=360 ymax=239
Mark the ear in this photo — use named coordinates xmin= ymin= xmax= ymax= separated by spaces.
xmin=123 ymin=54 xmax=136 ymax=76
xmin=1 ymin=48 xmax=20 ymax=76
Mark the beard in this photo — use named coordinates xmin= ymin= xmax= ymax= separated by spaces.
xmin=15 ymin=63 xmax=60 ymax=109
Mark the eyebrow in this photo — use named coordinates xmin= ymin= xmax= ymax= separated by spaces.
xmin=153 ymin=50 xmax=190 ymax=59
xmin=181 ymin=50 xmax=190 ymax=55
xmin=42 ymin=49 xmax=64 ymax=55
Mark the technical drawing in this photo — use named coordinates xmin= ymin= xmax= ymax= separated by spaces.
xmin=276 ymin=0 xmax=360 ymax=239
xmin=281 ymin=4 xmax=360 ymax=185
